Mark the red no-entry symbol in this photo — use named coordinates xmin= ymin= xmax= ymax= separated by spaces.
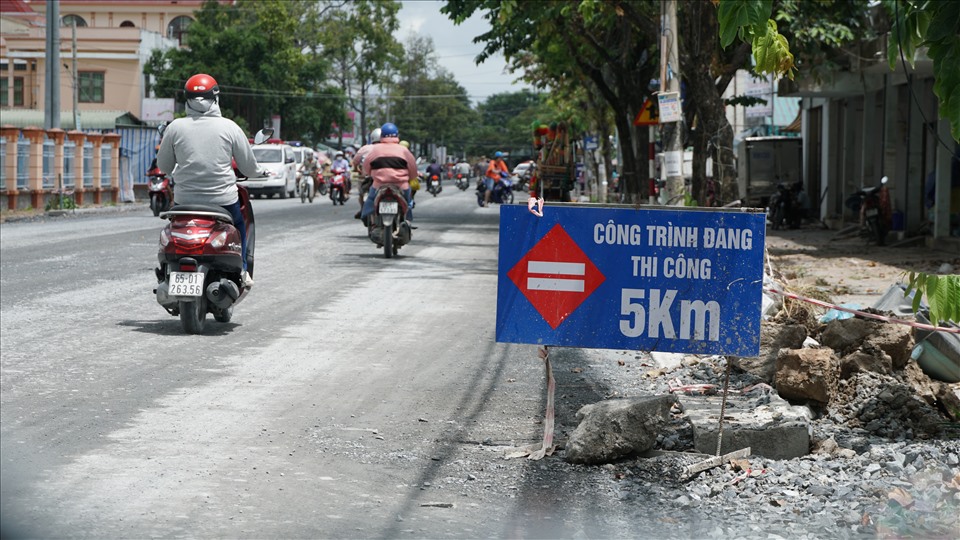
xmin=507 ymin=224 xmax=606 ymax=329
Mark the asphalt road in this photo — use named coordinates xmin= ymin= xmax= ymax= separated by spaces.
xmin=2 ymin=186 xmax=588 ymax=538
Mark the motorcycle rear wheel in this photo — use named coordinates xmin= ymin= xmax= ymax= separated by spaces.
xmin=179 ymin=296 xmax=207 ymax=334
xmin=384 ymin=227 xmax=394 ymax=259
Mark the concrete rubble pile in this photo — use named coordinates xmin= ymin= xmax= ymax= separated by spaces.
xmin=555 ymin=282 xmax=959 ymax=537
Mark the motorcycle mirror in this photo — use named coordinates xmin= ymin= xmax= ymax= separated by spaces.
xmin=254 ymin=128 xmax=275 ymax=145
xmin=881 ymin=176 xmax=889 ymax=185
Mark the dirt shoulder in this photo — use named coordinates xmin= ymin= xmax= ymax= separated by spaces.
xmin=764 ymin=224 xmax=959 ymax=309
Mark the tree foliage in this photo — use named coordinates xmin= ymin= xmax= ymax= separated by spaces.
xmin=143 ymin=0 xmax=346 ymax=143
xmin=386 ymin=35 xmax=477 ymax=156
xmin=443 ymin=0 xmax=661 ymax=201
xmin=717 ymin=0 xmax=960 ymax=142
xmin=319 ymin=1 xmax=404 ymax=144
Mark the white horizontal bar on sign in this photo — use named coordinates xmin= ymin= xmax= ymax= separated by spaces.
xmin=527 ymin=278 xmax=585 ymax=292
xmin=528 ymin=261 xmax=585 ymax=276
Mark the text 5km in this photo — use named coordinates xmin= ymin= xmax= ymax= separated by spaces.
xmin=619 ymin=288 xmax=720 ymax=341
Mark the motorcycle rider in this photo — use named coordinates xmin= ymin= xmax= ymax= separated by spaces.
xmin=360 ymin=122 xmax=418 ymax=223
xmin=302 ymin=151 xmax=320 ymax=196
xmin=351 ymin=128 xmax=381 ymax=219
xmin=425 ymin=157 xmax=443 ymax=190
xmin=331 ymin=150 xmax=352 ymax=194
xmin=156 ymin=73 xmax=264 ymax=288
xmin=483 ymin=151 xmax=509 ymax=207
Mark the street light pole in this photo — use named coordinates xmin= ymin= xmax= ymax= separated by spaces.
xmin=71 ymin=19 xmax=79 ymax=131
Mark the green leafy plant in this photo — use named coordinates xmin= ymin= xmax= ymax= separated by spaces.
xmin=904 ymin=272 xmax=960 ymax=326
xmin=45 ymin=194 xmax=76 ymax=212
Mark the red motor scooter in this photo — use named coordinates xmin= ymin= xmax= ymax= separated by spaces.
xmin=329 ymin=167 xmax=348 ymax=205
xmin=153 ymin=127 xmax=272 ymax=334
xmin=147 ymin=166 xmax=173 ymax=217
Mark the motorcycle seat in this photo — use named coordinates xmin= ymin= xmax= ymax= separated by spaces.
xmin=164 ymin=204 xmax=234 ymax=224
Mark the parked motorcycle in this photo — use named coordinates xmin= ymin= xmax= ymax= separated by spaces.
xmin=368 ymin=185 xmax=412 ymax=258
xmin=153 ymin=128 xmax=272 ymax=334
xmin=147 ymin=166 xmax=173 ymax=217
xmin=329 ymin=167 xmax=348 ymax=205
xmin=427 ymin=173 xmax=442 ymax=196
xmin=476 ymin=173 xmax=514 ymax=206
xmin=767 ymin=182 xmax=798 ymax=230
xmin=454 ymin=172 xmax=469 ymax=191
xmin=845 ymin=176 xmax=891 ymax=245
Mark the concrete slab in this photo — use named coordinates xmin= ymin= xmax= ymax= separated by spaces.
xmin=680 ymin=392 xmax=813 ymax=460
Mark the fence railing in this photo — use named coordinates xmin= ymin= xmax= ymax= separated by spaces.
xmin=0 ymin=126 xmax=122 ymax=210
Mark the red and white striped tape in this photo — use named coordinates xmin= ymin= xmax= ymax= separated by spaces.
xmin=765 ymin=287 xmax=960 ymax=334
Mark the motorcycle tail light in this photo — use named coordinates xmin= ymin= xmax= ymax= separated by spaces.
xmin=179 ymin=262 xmax=197 ymax=272
xmin=169 ymin=218 xmax=216 ymax=254
xmin=210 ymin=230 xmax=229 ymax=249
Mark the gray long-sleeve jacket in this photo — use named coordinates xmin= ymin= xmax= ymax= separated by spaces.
xmin=157 ymin=101 xmax=260 ymax=206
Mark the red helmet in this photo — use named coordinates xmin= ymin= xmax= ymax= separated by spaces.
xmin=184 ymin=73 xmax=219 ymax=100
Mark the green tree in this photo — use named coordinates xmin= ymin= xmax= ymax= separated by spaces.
xmin=143 ymin=0 xmax=345 ymax=142
xmin=319 ymin=0 xmax=404 ymax=146
xmin=388 ymin=35 xmax=478 ymax=156
xmin=718 ymin=0 xmax=960 ymax=142
xmin=443 ymin=0 xmax=661 ymax=202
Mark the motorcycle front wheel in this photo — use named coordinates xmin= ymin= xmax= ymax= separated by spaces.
xmin=300 ymin=184 xmax=307 ymax=203
xmin=179 ymin=296 xmax=207 ymax=334
xmin=503 ymin=191 xmax=514 ymax=205
xmin=150 ymin=196 xmax=160 ymax=217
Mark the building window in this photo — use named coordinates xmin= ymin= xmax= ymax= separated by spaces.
xmin=1 ymin=77 xmax=25 ymax=106
xmin=119 ymin=20 xmax=135 ymax=28
xmin=78 ymin=72 xmax=105 ymax=103
xmin=61 ymin=14 xmax=87 ymax=27
xmin=167 ymin=16 xmax=193 ymax=46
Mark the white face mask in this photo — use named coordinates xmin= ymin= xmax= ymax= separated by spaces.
xmin=187 ymin=97 xmax=215 ymax=113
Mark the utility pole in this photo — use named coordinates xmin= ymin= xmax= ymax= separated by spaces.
xmin=44 ymin=0 xmax=61 ymax=129
xmin=71 ymin=19 xmax=79 ymax=131
xmin=661 ymin=0 xmax=684 ymax=205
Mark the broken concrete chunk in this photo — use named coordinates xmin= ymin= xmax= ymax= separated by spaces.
xmin=819 ymin=318 xmax=875 ymax=353
xmin=564 ymin=395 xmax=678 ymax=465
xmin=840 ymin=350 xmax=892 ymax=379
xmin=684 ymin=393 xmax=811 ymax=460
xmin=775 ymin=348 xmax=840 ymax=406
xmin=866 ymin=323 xmax=913 ymax=370
xmin=735 ymin=323 xmax=808 ymax=383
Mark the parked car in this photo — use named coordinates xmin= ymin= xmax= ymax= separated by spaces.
xmin=246 ymin=144 xmax=297 ymax=198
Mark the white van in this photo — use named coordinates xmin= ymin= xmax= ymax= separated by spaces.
xmin=247 ymin=144 xmax=297 ymax=198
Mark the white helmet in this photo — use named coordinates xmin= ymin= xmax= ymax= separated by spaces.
xmin=370 ymin=128 xmax=381 ymax=143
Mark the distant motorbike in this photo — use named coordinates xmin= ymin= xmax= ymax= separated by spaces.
xmin=147 ymin=166 xmax=173 ymax=217
xmin=454 ymin=173 xmax=469 ymax=191
xmin=476 ymin=172 xmax=514 ymax=206
xmin=368 ymin=185 xmax=412 ymax=259
xmin=299 ymin=169 xmax=315 ymax=204
xmin=427 ymin=174 xmax=442 ymax=196
xmin=152 ymin=127 xmax=272 ymax=334
xmin=846 ymin=176 xmax=890 ymax=245
xmin=329 ymin=167 xmax=348 ymax=205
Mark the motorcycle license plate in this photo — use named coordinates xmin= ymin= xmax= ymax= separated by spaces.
xmin=169 ymin=272 xmax=204 ymax=297
xmin=379 ymin=201 xmax=398 ymax=214
xmin=431 ymin=181 xmax=439 ymax=187
xmin=865 ymin=208 xmax=879 ymax=217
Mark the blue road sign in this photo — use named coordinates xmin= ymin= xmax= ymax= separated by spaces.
xmin=497 ymin=205 xmax=766 ymax=356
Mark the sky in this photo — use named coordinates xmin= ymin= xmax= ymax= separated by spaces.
xmin=395 ymin=0 xmax=530 ymax=105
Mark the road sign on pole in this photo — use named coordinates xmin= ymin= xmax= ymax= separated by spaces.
xmin=497 ymin=205 xmax=766 ymax=356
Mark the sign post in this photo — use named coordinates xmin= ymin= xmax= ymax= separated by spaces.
xmin=497 ymin=205 xmax=766 ymax=356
